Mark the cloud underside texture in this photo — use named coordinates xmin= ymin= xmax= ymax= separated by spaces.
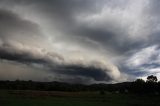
xmin=0 ymin=0 xmax=160 ymax=83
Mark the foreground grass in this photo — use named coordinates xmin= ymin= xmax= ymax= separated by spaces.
xmin=0 ymin=90 xmax=160 ymax=106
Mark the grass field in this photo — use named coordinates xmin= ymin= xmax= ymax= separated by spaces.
xmin=0 ymin=90 xmax=160 ymax=106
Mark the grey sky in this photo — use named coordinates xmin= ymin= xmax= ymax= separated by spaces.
xmin=0 ymin=0 xmax=160 ymax=83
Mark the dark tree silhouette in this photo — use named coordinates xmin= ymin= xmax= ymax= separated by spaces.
xmin=145 ymin=75 xmax=158 ymax=94
xmin=135 ymin=79 xmax=145 ymax=84
xmin=131 ymin=79 xmax=145 ymax=94
xmin=146 ymin=75 xmax=158 ymax=82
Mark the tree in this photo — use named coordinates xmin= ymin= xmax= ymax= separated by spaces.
xmin=145 ymin=75 xmax=158 ymax=93
xmin=146 ymin=75 xmax=158 ymax=83
xmin=135 ymin=79 xmax=145 ymax=84
xmin=131 ymin=79 xmax=145 ymax=94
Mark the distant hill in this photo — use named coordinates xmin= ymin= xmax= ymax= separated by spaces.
xmin=0 ymin=79 xmax=160 ymax=95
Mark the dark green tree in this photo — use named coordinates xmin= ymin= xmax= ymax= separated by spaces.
xmin=131 ymin=79 xmax=145 ymax=94
xmin=146 ymin=75 xmax=157 ymax=83
xmin=146 ymin=75 xmax=158 ymax=93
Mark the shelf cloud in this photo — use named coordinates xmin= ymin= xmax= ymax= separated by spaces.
xmin=0 ymin=0 xmax=160 ymax=83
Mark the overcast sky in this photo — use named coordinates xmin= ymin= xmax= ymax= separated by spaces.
xmin=0 ymin=0 xmax=160 ymax=84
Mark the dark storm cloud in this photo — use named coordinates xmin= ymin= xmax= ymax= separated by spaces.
xmin=0 ymin=41 xmax=113 ymax=82
xmin=36 ymin=0 xmax=127 ymax=52
xmin=0 ymin=6 xmax=119 ymax=83
xmin=53 ymin=65 xmax=111 ymax=81
xmin=72 ymin=24 xmax=146 ymax=55
xmin=0 ymin=0 xmax=160 ymax=82
xmin=33 ymin=0 xmax=104 ymax=18
xmin=0 ymin=9 xmax=41 ymax=39
xmin=1 ymin=0 xmax=150 ymax=54
xmin=0 ymin=43 xmax=46 ymax=64
xmin=149 ymin=0 xmax=160 ymax=15
xmin=22 ymin=0 xmax=155 ymax=55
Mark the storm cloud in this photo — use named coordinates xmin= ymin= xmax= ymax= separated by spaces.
xmin=0 ymin=40 xmax=118 ymax=83
xmin=0 ymin=0 xmax=160 ymax=83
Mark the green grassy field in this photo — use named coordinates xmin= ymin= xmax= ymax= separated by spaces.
xmin=0 ymin=90 xmax=160 ymax=106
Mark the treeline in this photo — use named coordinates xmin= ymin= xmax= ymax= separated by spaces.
xmin=0 ymin=75 xmax=160 ymax=94
xmin=130 ymin=75 xmax=160 ymax=94
xmin=0 ymin=80 xmax=132 ymax=92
